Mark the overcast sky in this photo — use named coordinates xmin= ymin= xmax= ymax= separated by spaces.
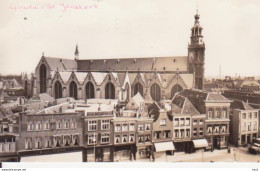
xmin=0 ymin=0 xmax=260 ymax=78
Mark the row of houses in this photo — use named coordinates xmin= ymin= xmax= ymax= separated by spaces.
xmin=0 ymin=89 xmax=259 ymax=162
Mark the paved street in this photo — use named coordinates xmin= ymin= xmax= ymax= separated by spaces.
xmin=125 ymin=146 xmax=260 ymax=162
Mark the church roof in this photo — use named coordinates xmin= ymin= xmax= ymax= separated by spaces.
xmin=44 ymin=57 xmax=77 ymax=71
xmin=77 ymin=56 xmax=188 ymax=72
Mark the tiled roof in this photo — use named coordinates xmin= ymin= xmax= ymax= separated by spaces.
xmin=179 ymin=89 xmax=231 ymax=113
xmin=44 ymin=57 xmax=77 ymax=71
xmin=171 ymin=94 xmax=200 ymax=115
xmin=148 ymin=102 xmax=161 ymax=121
xmin=206 ymin=93 xmax=231 ymax=102
xmin=78 ymin=56 xmax=188 ymax=72
xmin=230 ymin=100 xmax=255 ymax=110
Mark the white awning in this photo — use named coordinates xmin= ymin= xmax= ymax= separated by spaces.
xmin=154 ymin=142 xmax=175 ymax=152
xmin=20 ymin=151 xmax=82 ymax=162
xmin=193 ymin=139 xmax=209 ymax=148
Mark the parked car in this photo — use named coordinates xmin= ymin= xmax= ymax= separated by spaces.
xmin=248 ymin=143 xmax=260 ymax=154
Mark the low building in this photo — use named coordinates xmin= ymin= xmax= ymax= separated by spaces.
xmin=230 ymin=100 xmax=259 ymax=146
xmin=0 ymin=114 xmax=19 ymax=162
xmin=18 ymin=102 xmax=84 ymax=161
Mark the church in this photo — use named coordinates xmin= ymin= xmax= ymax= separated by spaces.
xmin=32 ymin=12 xmax=205 ymax=102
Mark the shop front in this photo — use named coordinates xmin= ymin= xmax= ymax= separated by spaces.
xmin=191 ymin=139 xmax=209 ymax=152
xmin=85 ymin=146 xmax=113 ymax=162
xmin=136 ymin=143 xmax=153 ymax=160
xmin=113 ymin=144 xmax=135 ymax=162
xmin=173 ymin=140 xmax=193 ymax=153
xmin=154 ymin=141 xmax=175 ymax=159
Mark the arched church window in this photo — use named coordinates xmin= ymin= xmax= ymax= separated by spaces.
xmin=105 ymin=82 xmax=115 ymax=99
xmin=40 ymin=64 xmax=47 ymax=93
xmin=69 ymin=81 xmax=78 ymax=100
xmin=150 ymin=83 xmax=161 ymax=102
xmin=54 ymin=81 xmax=62 ymax=99
xmin=86 ymin=82 xmax=95 ymax=99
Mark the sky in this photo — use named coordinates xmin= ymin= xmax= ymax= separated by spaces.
xmin=0 ymin=0 xmax=260 ymax=78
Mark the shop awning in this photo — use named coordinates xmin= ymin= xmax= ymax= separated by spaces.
xmin=154 ymin=142 xmax=175 ymax=152
xmin=192 ymin=139 xmax=209 ymax=148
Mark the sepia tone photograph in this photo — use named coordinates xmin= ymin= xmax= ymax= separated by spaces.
xmin=0 ymin=0 xmax=260 ymax=168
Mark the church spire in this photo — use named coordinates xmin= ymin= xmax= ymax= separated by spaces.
xmin=75 ymin=44 xmax=79 ymax=60
xmin=190 ymin=3 xmax=204 ymax=46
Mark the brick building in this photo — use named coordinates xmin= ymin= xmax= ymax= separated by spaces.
xmin=179 ymin=89 xmax=232 ymax=149
xmin=230 ymin=100 xmax=259 ymax=146
xmin=18 ymin=102 xmax=84 ymax=160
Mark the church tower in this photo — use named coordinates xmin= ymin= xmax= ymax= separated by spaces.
xmin=188 ymin=10 xmax=205 ymax=90
xmin=75 ymin=44 xmax=79 ymax=61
